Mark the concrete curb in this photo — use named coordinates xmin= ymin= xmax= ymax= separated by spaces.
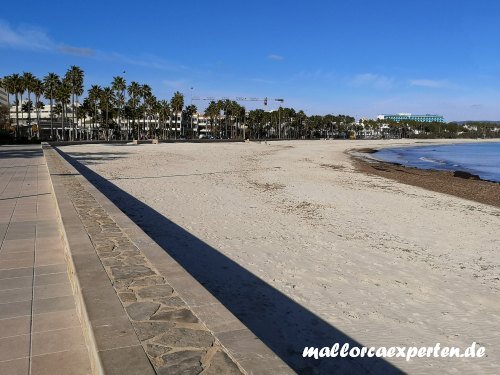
xmin=43 ymin=143 xmax=155 ymax=375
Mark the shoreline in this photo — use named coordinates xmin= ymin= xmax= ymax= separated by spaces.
xmin=351 ymin=147 xmax=500 ymax=208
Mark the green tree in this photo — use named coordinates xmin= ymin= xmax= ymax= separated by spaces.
xmin=22 ymin=72 xmax=37 ymax=131
xmin=64 ymin=66 xmax=84 ymax=140
xmin=127 ymin=82 xmax=141 ymax=139
xmin=55 ymin=82 xmax=71 ymax=140
xmin=100 ymin=87 xmax=114 ymax=140
xmin=204 ymin=101 xmax=219 ymax=137
xmin=170 ymin=91 xmax=184 ymax=139
xmin=112 ymin=76 xmax=126 ymax=138
xmin=183 ymin=104 xmax=197 ymax=138
xmin=88 ymin=85 xmax=102 ymax=139
xmin=32 ymin=78 xmax=44 ymax=138
xmin=158 ymin=100 xmax=171 ymax=139
xmin=43 ymin=73 xmax=61 ymax=139
xmin=9 ymin=74 xmax=23 ymax=138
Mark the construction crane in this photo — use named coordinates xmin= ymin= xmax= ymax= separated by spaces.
xmin=191 ymin=96 xmax=285 ymax=139
xmin=192 ymin=97 xmax=284 ymax=106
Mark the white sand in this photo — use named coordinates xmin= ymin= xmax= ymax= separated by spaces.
xmin=60 ymin=139 xmax=500 ymax=374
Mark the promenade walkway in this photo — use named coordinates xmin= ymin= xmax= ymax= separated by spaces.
xmin=0 ymin=144 xmax=292 ymax=374
xmin=0 ymin=145 xmax=91 ymax=374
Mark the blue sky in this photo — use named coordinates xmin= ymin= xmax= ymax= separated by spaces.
xmin=1 ymin=0 xmax=500 ymax=121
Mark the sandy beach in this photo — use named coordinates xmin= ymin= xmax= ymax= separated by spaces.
xmin=58 ymin=139 xmax=500 ymax=374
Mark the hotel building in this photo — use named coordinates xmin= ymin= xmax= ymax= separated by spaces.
xmin=0 ymin=87 xmax=8 ymax=107
xmin=377 ymin=113 xmax=444 ymax=123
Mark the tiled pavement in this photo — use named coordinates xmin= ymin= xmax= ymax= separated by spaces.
xmin=0 ymin=145 xmax=91 ymax=375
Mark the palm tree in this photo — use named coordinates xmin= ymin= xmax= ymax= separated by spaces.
xmin=170 ymin=91 xmax=184 ymax=139
xmin=183 ymin=104 xmax=197 ymax=138
xmin=43 ymin=73 xmax=60 ymax=140
xmin=55 ymin=82 xmax=71 ymax=140
xmin=127 ymin=82 xmax=141 ymax=139
xmin=100 ymin=87 xmax=114 ymax=140
xmin=157 ymin=100 xmax=170 ymax=140
xmin=112 ymin=76 xmax=126 ymax=138
xmin=64 ymin=66 xmax=84 ymax=140
xmin=144 ymin=93 xmax=157 ymax=139
xmin=88 ymin=85 xmax=102 ymax=140
xmin=204 ymin=101 xmax=219 ymax=138
xmin=32 ymin=78 xmax=44 ymax=138
xmin=81 ymin=97 xmax=93 ymax=139
xmin=9 ymin=74 xmax=23 ymax=138
xmin=140 ymin=84 xmax=152 ymax=137
xmin=22 ymin=72 xmax=37 ymax=132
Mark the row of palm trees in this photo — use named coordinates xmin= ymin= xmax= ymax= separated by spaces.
xmin=1 ymin=67 xmax=83 ymax=140
xmin=2 ymin=66 xmax=358 ymax=141
xmin=5 ymin=66 xmax=485 ymax=141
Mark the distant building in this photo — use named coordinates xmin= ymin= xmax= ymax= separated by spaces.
xmin=0 ymin=87 xmax=8 ymax=107
xmin=377 ymin=113 xmax=444 ymax=123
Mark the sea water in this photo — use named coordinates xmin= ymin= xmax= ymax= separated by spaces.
xmin=374 ymin=142 xmax=500 ymax=182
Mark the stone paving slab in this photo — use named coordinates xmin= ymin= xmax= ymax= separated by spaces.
xmin=44 ymin=143 xmax=294 ymax=374
xmin=0 ymin=144 xmax=92 ymax=375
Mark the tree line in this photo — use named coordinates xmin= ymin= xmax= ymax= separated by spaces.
xmin=1 ymin=66 xmax=499 ymax=141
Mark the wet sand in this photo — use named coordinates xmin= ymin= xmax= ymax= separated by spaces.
xmin=351 ymin=148 xmax=500 ymax=208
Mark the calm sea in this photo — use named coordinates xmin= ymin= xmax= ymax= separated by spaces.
xmin=374 ymin=142 xmax=500 ymax=182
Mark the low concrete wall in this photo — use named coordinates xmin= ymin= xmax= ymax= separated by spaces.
xmin=43 ymin=142 xmax=293 ymax=374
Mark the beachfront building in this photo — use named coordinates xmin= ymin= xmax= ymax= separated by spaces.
xmin=8 ymin=100 xmax=95 ymax=140
xmin=0 ymin=87 xmax=8 ymax=107
xmin=377 ymin=113 xmax=444 ymax=123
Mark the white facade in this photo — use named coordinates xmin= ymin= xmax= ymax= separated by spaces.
xmin=0 ymin=87 xmax=8 ymax=107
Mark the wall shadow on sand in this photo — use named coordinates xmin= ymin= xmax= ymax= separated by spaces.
xmin=56 ymin=147 xmax=403 ymax=375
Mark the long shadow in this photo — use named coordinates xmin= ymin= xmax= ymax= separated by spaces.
xmin=55 ymin=147 xmax=403 ymax=375
xmin=0 ymin=146 xmax=44 ymax=160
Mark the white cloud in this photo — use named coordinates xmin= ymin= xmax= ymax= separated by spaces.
xmin=58 ymin=44 xmax=95 ymax=57
xmin=0 ymin=20 xmax=183 ymax=72
xmin=268 ymin=54 xmax=284 ymax=61
xmin=409 ymin=79 xmax=451 ymax=88
xmin=350 ymin=73 xmax=395 ymax=89
xmin=0 ymin=20 xmax=54 ymax=50
xmin=162 ymin=79 xmax=188 ymax=89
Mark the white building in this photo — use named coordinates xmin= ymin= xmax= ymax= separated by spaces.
xmin=0 ymin=87 xmax=8 ymax=107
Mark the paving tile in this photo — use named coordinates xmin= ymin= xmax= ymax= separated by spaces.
xmin=0 ymin=334 xmax=30 ymax=362
xmin=34 ymin=272 xmax=69 ymax=286
xmin=0 ymin=251 xmax=34 ymax=262
xmin=0 ymin=276 xmax=33 ymax=291
xmin=0 ymin=258 xmax=35 ymax=270
xmin=34 ymin=263 xmax=67 ymax=275
xmin=35 ymin=237 xmax=63 ymax=252
xmin=0 ymin=316 xmax=31 ymax=338
xmin=217 ymin=329 xmax=279 ymax=362
xmin=0 ymin=357 xmax=29 ymax=375
xmin=33 ymin=295 xmax=75 ymax=315
xmin=34 ymin=282 xmax=73 ymax=300
xmin=0 ymin=267 xmax=32 ymax=279
xmin=31 ymin=349 xmax=92 ymax=375
xmin=0 ymin=287 xmax=32 ymax=304
xmin=32 ymin=309 xmax=81 ymax=333
xmin=0 ymin=300 xmax=31 ymax=319
xmin=99 ymin=345 xmax=156 ymax=375
xmin=0 ymin=239 xmax=34 ymax=253
xmin=5 ymin=227 xmax=36 ymax=240
xmin=34 ymin=252 xmax=66 ymax=267
xmin=91 ymin=316 xmax=140 ymax=351
xmin=31 ymin=326 xmax=86 ymax=356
